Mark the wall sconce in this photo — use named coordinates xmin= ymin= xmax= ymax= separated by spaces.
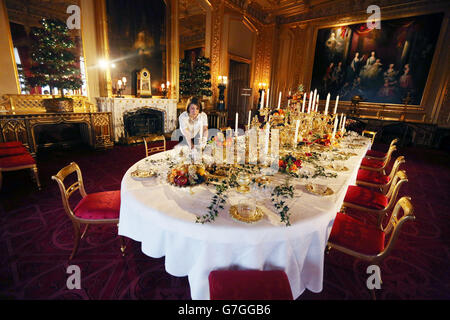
xmin=217 ymin=75 xmax=228 ymax=111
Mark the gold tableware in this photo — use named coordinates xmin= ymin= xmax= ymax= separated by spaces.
xmin=130 ymin=169 xmax=157 ymax=179
xmin=326 ymin=164 xmax=349 ymax=172
xmin=305 ymin=183 xmax=334 ymax=196
xmin=236 ymin=171 xmax=251 ymax=193
xmin=229 ymin=205 xmax=264 ymax=223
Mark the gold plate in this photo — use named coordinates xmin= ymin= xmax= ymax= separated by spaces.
xmin=229 ymin=205 xmax=264 ymax=223
xmin=348 ymin=143 xmax=364 ymax=148
xmin=130 ymin=169 xmax=157 ymax=179
xmin=338 ymin=151 xmax=357 ymax=157
xmin=305 ymin=184 xmax=334 ymax=196
xmin=326 ymin=165 xmax=349 ymax=172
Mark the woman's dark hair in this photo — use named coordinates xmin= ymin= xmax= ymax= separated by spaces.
xmin=186 ymin=96 xmax=202 ymax=113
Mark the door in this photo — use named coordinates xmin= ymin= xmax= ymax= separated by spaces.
xmin=227 ymin=59 xmax=251 ymax=128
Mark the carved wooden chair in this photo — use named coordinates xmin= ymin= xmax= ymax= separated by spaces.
xmin=362 ymin=130 xmax=377 ymax=144
xmin=357 ymin=156 xmax=405 ymax=195
xmin=143 ymin=134 xmax=166 ymax=157
xmin=327 ymin=196 xmax=415 ymax=299
xmin=365 ymin=138 xmax=399 ymax=160
xmin=359 ymin=143 xmax=397 ymax=175
xmin=52 ymin=162 xmax=125 ymax=260
xmin=343 ymin=170 xmax=408 ymax=229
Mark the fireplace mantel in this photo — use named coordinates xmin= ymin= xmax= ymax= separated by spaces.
xmin=96 ymin=97 xmax=178 ymax=142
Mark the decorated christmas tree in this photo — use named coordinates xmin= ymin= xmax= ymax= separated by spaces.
xmin=178 ymin=56 xmax=212 ymax=97
xmin=27 ymin=18 xmax=82 ymax=98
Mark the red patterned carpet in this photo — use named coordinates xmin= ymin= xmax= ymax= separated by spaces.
xmin=1 ymin=141 xmax=449 ymax=300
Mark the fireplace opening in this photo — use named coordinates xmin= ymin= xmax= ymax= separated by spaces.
xmin=123 ymin=108 xmax=164 ymax=137
xmin=34 ymin=123 xmax=89 ymax=151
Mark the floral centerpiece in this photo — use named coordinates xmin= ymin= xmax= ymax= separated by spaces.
xmin=168 ymin=164 xmax=207 ymax=187
xmin=278 ymin=155 xmax=302 ymax=174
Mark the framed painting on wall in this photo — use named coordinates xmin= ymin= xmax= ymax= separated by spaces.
xmin=310 ymin=12 xmax=444 ymax=105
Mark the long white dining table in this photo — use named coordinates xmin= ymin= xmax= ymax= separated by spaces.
xmin=118 ymin=133 xmax=371 ymax=300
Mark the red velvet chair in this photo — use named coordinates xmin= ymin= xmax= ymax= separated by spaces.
xmin=209 ymin=270 xmax=293 ymax=300
xmin=365 ymin=138 xmax=398 ymax=160
xmin=0 ymin=141 xmax=24 ymax=148
xmin=0 ymin=146 xmax=28 ymax=158
xmin=52 ymin=162 xmax=125 ymax=260
xmin=356 ymin=156 xmax=405 ymax=194
xmin=0 ymin=153 xmax=41 ymax=191
xmin=360 ymin=143 xmax=397 ymax=175
xmin=343 ymin=170 xmax=408 ymax=229
xmin=327 ymin=196 xmax=415 ymax=299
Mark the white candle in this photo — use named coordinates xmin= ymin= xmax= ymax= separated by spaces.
xmin=248 ymin=110 xmax=251 ymax=128
xmin=312 ymin=89 xmax=317 ymax=112
xmin=277 ymin=91 xmax=282 ymax=109
xmin=338 ymin=113 xmax=343 ymax=130
xmin=332 ymin=116 xmax=338 ymax=139
xmin=260 ymin=90 xmax=265 ymax=110
xmin=324 ymin=93 xmax=330 ymax=116
xmin=316 ymin=94 xmax=319 ymax=112
xmin=307 ymin=91 xmax=312 ymax=113
xmin=341 ymin=115 xmax=346 ymax=132
xmin=266 ymin=88 xmax=270 ymax=108
xmin=294 ymin=119 xmax=300 ymax=145
xmin=333 ymin=95 xmax=339 ymax=114
xmin=235 ymin=113 xmax=238 ymax=136
xmin=302 ymin=93 xmax=306 ymax=113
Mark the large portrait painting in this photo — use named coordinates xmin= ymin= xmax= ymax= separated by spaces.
xmin=310 ymin=13 xmax=444 ymax=105
xmin=106 ymin=0 xmax=166 ymax=96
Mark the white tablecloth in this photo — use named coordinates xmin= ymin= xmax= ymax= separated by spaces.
xmin=118 ymin=135 xmax=371 ymax=300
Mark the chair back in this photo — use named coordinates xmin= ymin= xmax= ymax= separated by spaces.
xmin=362 ymin=130 xmax=377 ymax=144
xmin=380 ymin=156 xmax=405 ymax=194
xmin=144 ymin=134 xmax=166 ymax=157
xmin=52 ymin=162 xmax=87 ymax=219
xmin=377 ymin=196 xmax=415 ymax=262
xmin=389 ymin=138 xmax=399 ymax=148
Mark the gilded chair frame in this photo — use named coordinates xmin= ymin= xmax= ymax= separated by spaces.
xmin=356 ymin=156 xmax=405 ymax=195
xmin=52 ymin=162 xmax=125 ymax=260
xmin=362 ymin=130 xmax=377 ymax=144
xmin=365 ymin=138 xmax=399 ymax=161
xmin=143 ymin=134 xmax=166 ymax=157
xmin=360 ymin=145 xmax=397 ymax=174
xmin=328 ymin=196 xmax=415 ymax=265
xmin=344 ymin=170 xmax=408 ymax=229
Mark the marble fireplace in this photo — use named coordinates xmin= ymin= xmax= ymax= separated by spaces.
xmin=96 ymin=97 xmax=177 ymax=142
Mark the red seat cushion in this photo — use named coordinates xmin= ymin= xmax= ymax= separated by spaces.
xmin=73 ymin=190 xmax=121 ymax=220
xmin=329 ymin=212 xmax=385 ymax=255
xmin=0 ymin=147 xmax=28 ymax=158
xmin=209 ymin=270 xmax=293 ymax=300
xmin=0 ymin=153 xmax=36 ymax=168
xmin=344 ymin=185 xmax=389 ymax=210
xmin=357 ymin=169 xmax=390 ymax=185
xmin=0 ymin=141 xmax=24 ymax=148
xmin=365 ymin=149 xmax=386 ymax=158
xmin=361 ymin=157 xmax=384 ymax=168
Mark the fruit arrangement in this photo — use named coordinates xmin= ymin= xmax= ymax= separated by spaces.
xmin=168 ymin=164 xmax=207 ymax=187
xmin=278 ymin=155 xmax=302 ymax=174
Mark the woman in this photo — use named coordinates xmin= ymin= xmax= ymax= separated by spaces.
xmin=179 ymin=96 xmax=208 ymax=149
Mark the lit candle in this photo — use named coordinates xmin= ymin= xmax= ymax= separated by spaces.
xmin=307 ymin=91 xmax=312 ymax=113
xmin=277 ymin=91 xmax=282 ymax=109
xmin=248 ymin=110 xmax=251 ymax=128
xmin=117 ymin=79 xmax=122 ymax=88
xmin=333 ymin=95 xmax=339 ymax=114
xmin=301 ymin=93 xmax=306 ymax=113
xmin=266 ymin=88 xmax=270 ymax=108
xmin=235 ymin=112 xmax=239 ymax=136
xmin=122 ymin=77 xmax=127 ymax=84
xmin=161 ymin=83 xmax=165 ymax=89
xmin=338 ymin=113 xmax=343 ymax=130
xmin=294 ymin=119 xmax=300 ymax=145
xmin=166 ymin=81 xmax=170 ymax=87
xmin=324 ymin=93 xmax=330 ymax=116
xmin=260 ymin=90 xmax=265 ymax=110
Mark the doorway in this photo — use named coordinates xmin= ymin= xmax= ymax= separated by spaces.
xmin=227 ymin=59 xmax=251 ymax=128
